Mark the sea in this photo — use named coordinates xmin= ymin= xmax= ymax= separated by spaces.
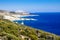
xmin=14 ymin=12 xmax=60 ymax=35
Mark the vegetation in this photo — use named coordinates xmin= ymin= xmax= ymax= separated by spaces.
xmin=0 ymin=19 xmax=60 ymax=40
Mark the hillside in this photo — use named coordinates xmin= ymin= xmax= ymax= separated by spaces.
xmin=0 ymin=19 xmax=60 ymax=40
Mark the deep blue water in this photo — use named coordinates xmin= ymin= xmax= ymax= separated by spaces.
xmin=15 ymin=12 xmax=60 ymax=35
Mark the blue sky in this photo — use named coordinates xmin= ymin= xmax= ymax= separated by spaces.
xmin=0 ymin=0 xmax=60 ymax=12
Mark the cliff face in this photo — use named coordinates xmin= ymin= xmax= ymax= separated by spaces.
xmin=0 ymin=19 xmax=60 ymax=40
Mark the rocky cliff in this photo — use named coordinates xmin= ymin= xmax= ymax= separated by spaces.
xmin=0 ymin=19 xmax=60 ymax=40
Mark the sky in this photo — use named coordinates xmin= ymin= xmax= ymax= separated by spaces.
xmin=0 ymin=0 xmax=60 ymax=12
